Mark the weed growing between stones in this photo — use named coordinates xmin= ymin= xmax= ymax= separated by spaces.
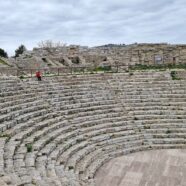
xmin=170 ymin=71 xmax=181 ymax=80
xmin=26 ymin=143 xmax=33 ymax=152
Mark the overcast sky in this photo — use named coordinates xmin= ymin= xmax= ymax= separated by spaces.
xmin=0 ymin=0 xmax=186 ymax=55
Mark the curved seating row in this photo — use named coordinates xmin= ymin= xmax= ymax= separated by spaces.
xmin=0 ymin=70 xmax=186 ymax=186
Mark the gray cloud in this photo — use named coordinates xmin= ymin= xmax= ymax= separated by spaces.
xmin=0 ymin=0 xmax=186 ymax=55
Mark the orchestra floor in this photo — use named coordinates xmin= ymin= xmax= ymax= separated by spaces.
xmin=95 ymin=149 xmax=186 ymax=186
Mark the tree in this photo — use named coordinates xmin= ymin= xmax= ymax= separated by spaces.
xmin=15 ymin=45 xmax=26 ymax=57
xmin=38 ymin=40 xmax=66 ymax=49
xmin=38 ymin=40 xmax=66 ymax=53
xmin=0 ymin=48 xmax=8 ymax=58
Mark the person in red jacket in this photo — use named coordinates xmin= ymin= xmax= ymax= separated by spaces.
xmin=36 ymin=71 xmax=42 ymax=81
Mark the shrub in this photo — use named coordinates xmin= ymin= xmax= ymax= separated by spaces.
xmin=103 ymin=57 xmax=107 ymax=61
xmin=170 ymin=71 xmax=180 ymax=80
xmin=134 ymin=117 xmax=138 ymax=120
xmin=26 ymin=143 xmax=33 ymax=152
xmin=19 ymin=75 xmax=24 ymax=79
xmin=166 ymin=129 xmax=171 ymax=134
xmin=129 ymin=72 xmax=134 ymax=76
xmin=68 ymin=166 xmax=74 ymax=170
xmin=15 ymin=45 xmax=26 ymax=57
xmin=144 ymin=126 xmax=150 ymax=129
xmin=0 ymin=48 xmax=8 ymax=58
xmin=72 ymin=56 xmax=80 ymax=64
xmin=42 ymin=58 xmax=47 ymax=62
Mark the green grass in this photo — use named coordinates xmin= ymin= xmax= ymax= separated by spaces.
xmin=0 ymin=58 xmax=10 ymax=66
xmin=129 ymin=63 xmax=186 ymax=71
xmin=0 ymin=133 xmax=11 ymax=142
xmin=0 ymin=133 xmax=11 ymax=138
xmin=94 ymin=66 xmax=112 ymax=72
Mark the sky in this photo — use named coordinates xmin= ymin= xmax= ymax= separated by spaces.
xmin=0 ymin=0 xmax=186 ymax=55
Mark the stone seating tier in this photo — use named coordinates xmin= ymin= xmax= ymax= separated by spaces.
xmin=0 ymin=70 xmax=186 ymax=186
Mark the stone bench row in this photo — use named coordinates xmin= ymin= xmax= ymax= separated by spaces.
xmin=3 ymin=100 xmax=121 ymax=136
xmin=1 ymin=109 xmax=127 ymax=177
xmin=15 ymin=132 xmax=145 ymax=185
xmin=3 ymin=127 xmax=140 ymax=184
xmin=0 ymin=79 xmax=184 ymax=101
xmin=3 ymin=134 xmax=186 ymax=186
xmin=0 ymin=107 xmax=51 ymax=134
xmin=110 ymin=82 xmax=186 ymax=88
xmin=0 ymin=103 xmax=49 ymax=124
xmin=1 ymin=124 xmax=186 ymax=184
xmin=0 ymin=99 xmax=45 ymax=115
xmin=49 ymin=74 xmax=170 ymax=83
xmin=125 ymin=105 xmax=186 ymax=111
xmin=1 ymin=94 xmax=185 ymax=112
xmin=5 ymin=117 xmax=186 ymax=184
xmin=1 ymin=96 xmax=185 ymax=127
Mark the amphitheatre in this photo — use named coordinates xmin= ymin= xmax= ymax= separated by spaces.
xmin=1 ymin=43 xmax=186 ymax=186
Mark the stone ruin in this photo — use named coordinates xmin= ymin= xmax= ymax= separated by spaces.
xmin=94 ymin=43 xmax=186 ymax=66
xmin=2 ymin=43 xmax=186 ymax=69
xmin=1 ymin=43 xmax=186 ymax=186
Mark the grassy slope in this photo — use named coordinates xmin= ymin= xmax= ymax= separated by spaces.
xmin=0 ymin=58 xmax=11 ymax=66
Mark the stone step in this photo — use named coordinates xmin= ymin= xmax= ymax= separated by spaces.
xmin=0 ymin=107 xmax=50 ymax=133
xmin=0 ymin=100 xmax=45 ymax=115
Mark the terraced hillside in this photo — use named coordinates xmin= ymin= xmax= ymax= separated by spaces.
xmin=0 ymin=70 xmax=186 ymax=186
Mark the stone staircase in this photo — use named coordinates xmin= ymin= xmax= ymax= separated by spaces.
xmin=0 ymin=71 xmax=186 ymax=186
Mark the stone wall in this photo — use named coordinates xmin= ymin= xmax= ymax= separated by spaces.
xmin=7 ymin=43 xmax=186 ymax=69
xmin=131 ymin=44 xmax=186 ymax=65
xmin=94 ymin=43 xmax=186 ymax=66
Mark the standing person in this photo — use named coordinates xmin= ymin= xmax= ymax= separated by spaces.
xmin=36 ymin=71 xmax=42 ymax=81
